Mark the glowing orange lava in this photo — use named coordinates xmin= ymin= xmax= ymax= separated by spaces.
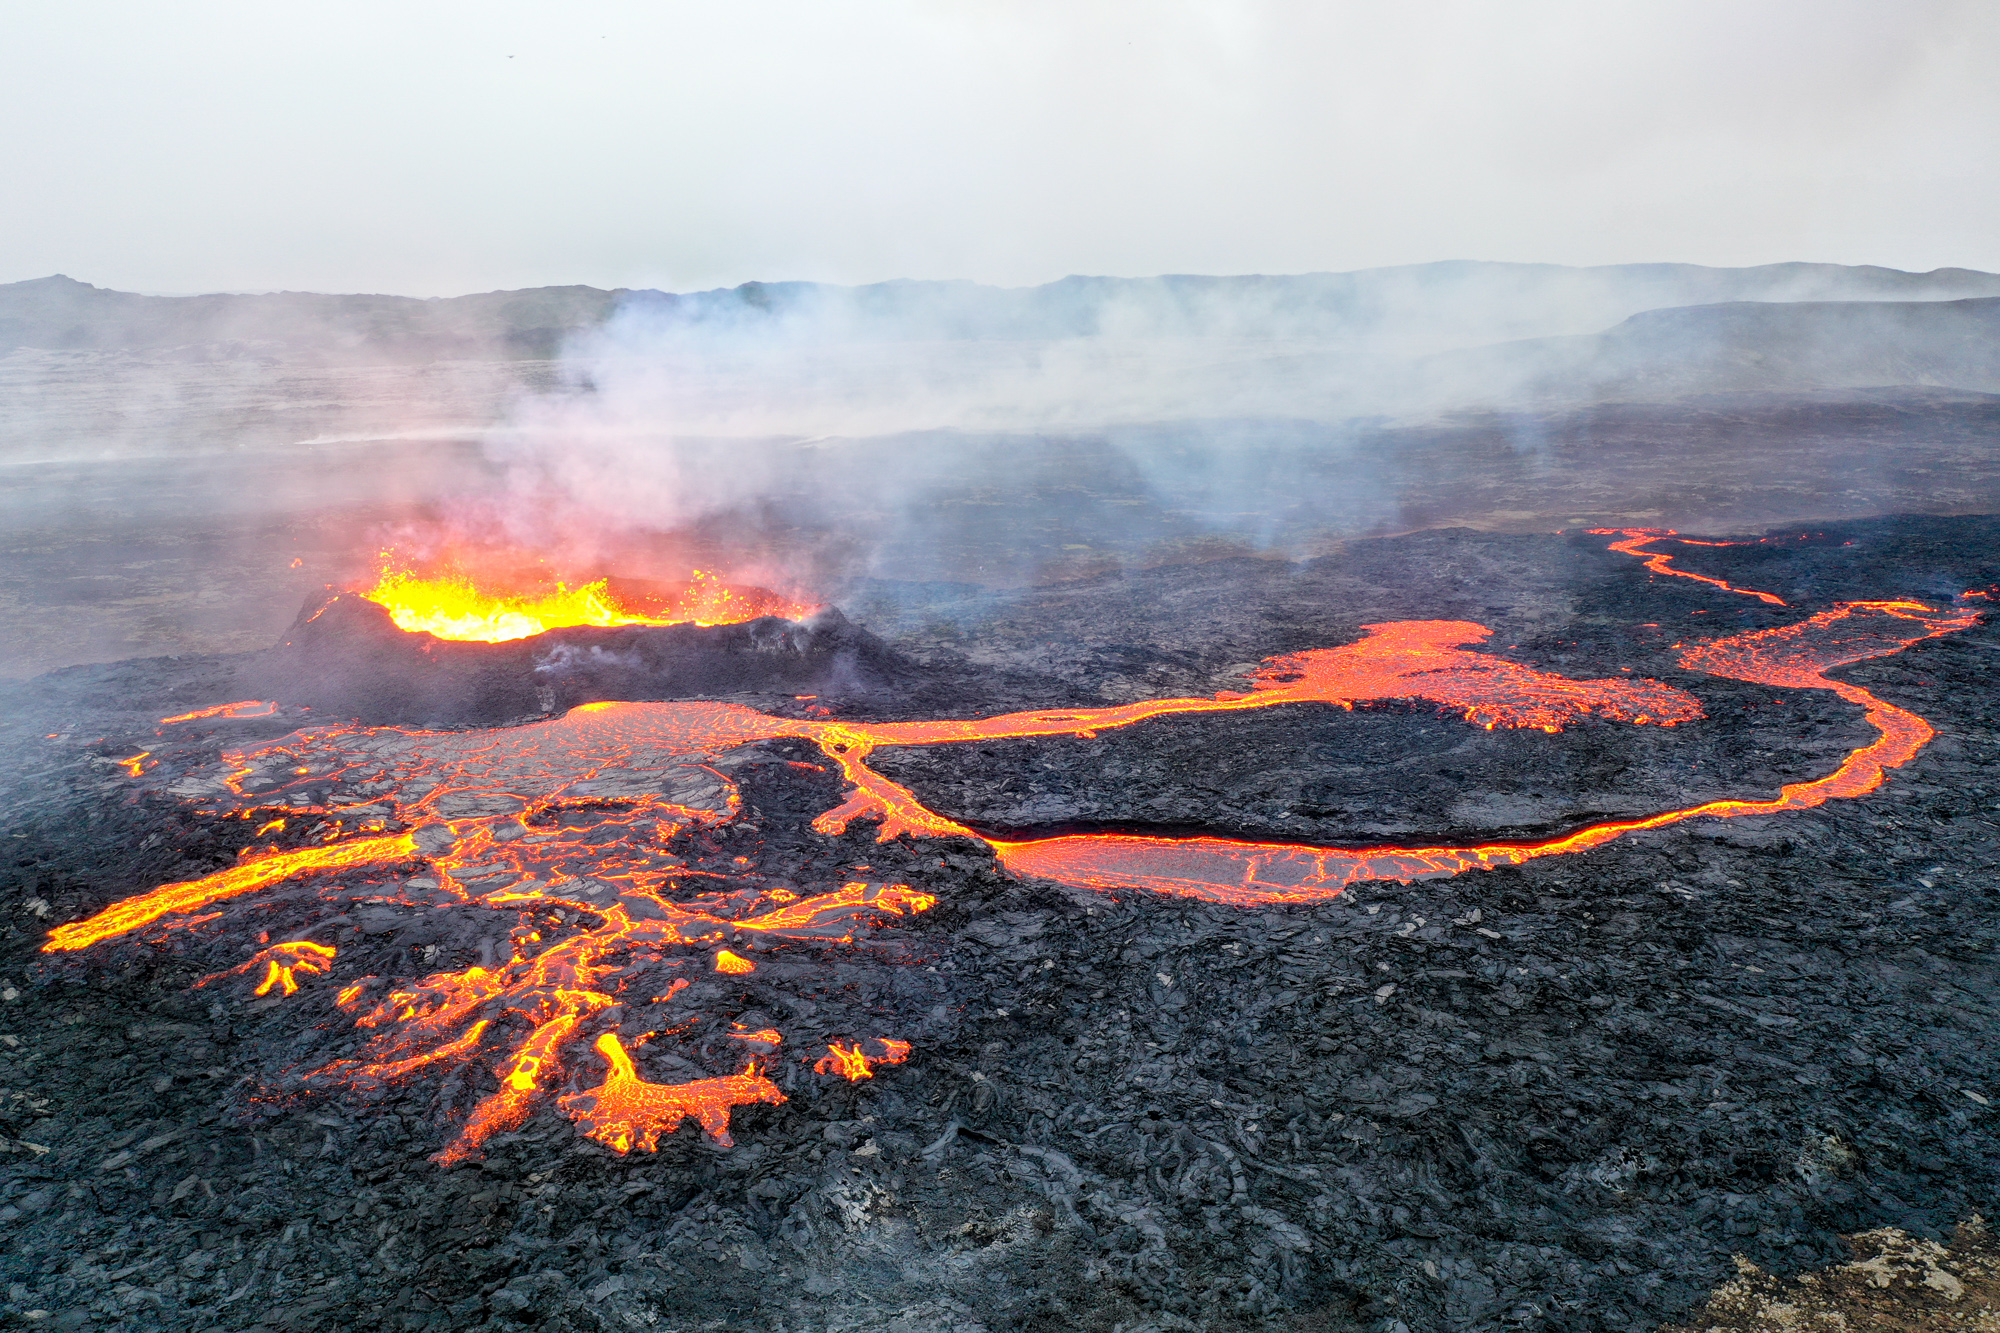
xmin=1590 ymin=528 xmax=1788 ymax=605
xmin=814 ymin=1038 xmax=913 ymax=1081
xmin=986 ymin=601 xmax=1971 ymax=903
xmin=45 ymin=832 xmax=420 ymax=951
xmin=161 ymin=701 xmax=278 ymax=725
xmin=46 ymin=531 xmax=1982 ymax=1161
xmin=195 ymin=940 xmax=336 ymax=997
xmin=559 ymin=1033 xmax=785 ymax=1153
xmin=360 ymin=566 xmax=816 ymax=642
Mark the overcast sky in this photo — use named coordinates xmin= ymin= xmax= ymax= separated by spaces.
xmin=3 ymin=0 xmax=1997 ymax=297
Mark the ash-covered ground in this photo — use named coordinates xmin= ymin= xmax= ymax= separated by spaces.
xmin=1 ymin=518 xmax=1997 ymax=1332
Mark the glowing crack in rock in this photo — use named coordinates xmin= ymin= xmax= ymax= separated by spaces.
xmin=43 ymin=533 xmax=1982 ymax=1161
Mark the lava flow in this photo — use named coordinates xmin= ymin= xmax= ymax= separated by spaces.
xmin=1589 ymin=527 xmax=1789 ymax=604
xmin=362 ymin=564 xmax=815 ymax=642
xmin=161 ymin=700 xmax=278 ymax=725
xmin=42 ymin=532 xmax=1981 ymax=1161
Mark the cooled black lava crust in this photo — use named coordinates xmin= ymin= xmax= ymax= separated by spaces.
xmin=0 ymin=517 xmax=1996 ymax=1333
xmin=868 ymin=678 xmax=1868 ymax=846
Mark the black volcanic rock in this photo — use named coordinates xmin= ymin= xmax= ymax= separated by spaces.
xmin=241 ymin=590 xmax=913 ymax=725
xmin=3 ymin=521 xmax=1996 ymax=1333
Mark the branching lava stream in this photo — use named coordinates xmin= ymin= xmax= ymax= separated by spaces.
xmin=42 ymin=533 xmax=1982 ymax=1163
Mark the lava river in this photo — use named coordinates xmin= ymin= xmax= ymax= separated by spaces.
xmin=40 ymin=533 xmax=1982 ymax=1162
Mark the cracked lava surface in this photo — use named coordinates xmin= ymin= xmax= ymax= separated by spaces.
xmin=39 ymin=533 xmax=1982 ymax=1164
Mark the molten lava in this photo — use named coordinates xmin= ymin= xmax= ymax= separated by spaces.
xmin=46 ymin=529 xmax=1982 ymax=1162
xmin=814 ymin=1038 xmax=913 ymax=1081
xmin=161 ymin=701 xmax=278 ymax=725
xmin=713 ymin=948 xmax=757 ymax=974
xmin=1590 ymin=528 xmax=1788 ymax=605
xmin=196 ymin=940 xmax=337 ymax=997
xmin=360 ymin=566 xmax=815 ymax=642
xmin=559 ymin=1034 xmax=785 ymax=1153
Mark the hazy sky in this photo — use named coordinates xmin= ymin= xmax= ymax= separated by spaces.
xmin=4 ymin=0 xmax=1997 ymax=297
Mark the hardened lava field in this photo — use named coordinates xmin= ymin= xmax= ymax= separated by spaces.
xmin=1 ymin=518 xmax=1998 ymax=1333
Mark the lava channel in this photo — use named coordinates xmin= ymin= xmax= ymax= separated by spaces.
xmin=40 ymin=533 xmax=1981 ymax=1160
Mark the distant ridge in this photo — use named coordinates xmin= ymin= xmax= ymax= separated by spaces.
xmin=5 ymin=262 xmax=1998 ymax=362
xmin=0 ymin=274 xmax=623 ymax=360
xmin=1409 ymin=296 xmax=2000 ymax=405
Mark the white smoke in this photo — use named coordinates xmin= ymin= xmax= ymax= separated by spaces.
xmin=467 ymin=264 xmax=2000 ymax=586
